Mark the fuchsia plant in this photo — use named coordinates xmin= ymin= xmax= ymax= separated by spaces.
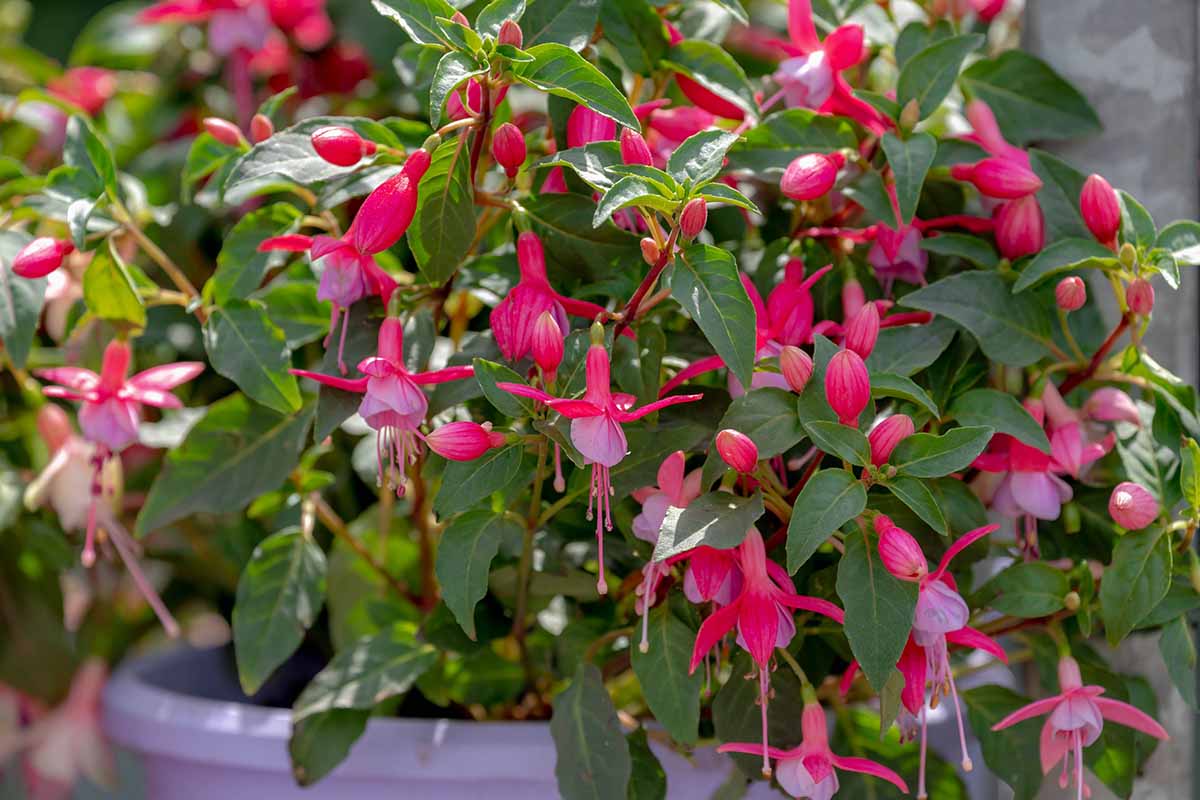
xmin=3 ymin=0 xmax=1200 ymax=798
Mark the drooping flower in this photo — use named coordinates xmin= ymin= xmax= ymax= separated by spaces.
xmin=679 ymin=197 xmax=709 ymax=240
xmin=992 ymin=655 xmax=1168 ymax=800
xmin=716 ymin=429 xmax=759 ymax=474
xmin=1127 ymin=278 xmax=1155 ymax=315
xmin=867 ymin=414 xmax=914 ymax=466
xmin=867 ymin=222 xmax=928 ymax=288
xmin=825 ymin=348 xmax=869 ymax=426
xmin=311 ymin=125 xmax=376 ymax=166
xmin=424 ymin=421 xmax=506 ymax=462
xmin=492 ymin=122 xmax=527 ymax=178
xmin=291 ymin=316 xmax=474 ymax=494
xmin=718 ymin=700 xmax=908 ymax=797
xmin=499 ymin=330 xmax=702 ymax=592
xmin=690 ymin=528 xmax=845 ymax=776
xmin=780 ymin=346 xmax=814 ymax=393
xmin=950 ymin=156 xmax=1042 ymax=200
xmin=994 ymin=194 xmax=1045 ymax=260
xmin=1079 ymin=174 xmax=1121 ymax=249
xmin=12 ymin=237 xmax=75 ymax=279
xmin=21 ymin=659 xmax=115 ymax=800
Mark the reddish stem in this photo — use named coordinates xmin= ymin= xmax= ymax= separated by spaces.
xmin=1058 ymin=314 xmax=1131 ymax=395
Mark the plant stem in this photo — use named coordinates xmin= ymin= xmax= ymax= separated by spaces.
xmin=1059 ymin=314 xmax=1131 ymax=394
xmin=469 ymin=78 xmax=492 ymax=185
xmin=112 ymin=202 xmax=205 ymax=322
xmin=614 ymin=225 xmax=680 ymax=338
xmin=312 ymin=494 xmax=416 ymax=602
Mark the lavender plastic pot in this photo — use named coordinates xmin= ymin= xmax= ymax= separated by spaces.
xmin=101 ymin=646 xmax=766 ymax=800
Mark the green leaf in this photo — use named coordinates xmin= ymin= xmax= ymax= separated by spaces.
xmin=884 ymin=476 xmax=948 ymax=536
xmin=599 ymin=0 xmax=668 ymax=76
xmin=712 ymin=652 xmax=805 ymax=778
xmin=662 ymin=40 xmax=757 ymax=118
xmin=204 ymin=300 xmax=301 ymax=414
xmin=787 ymin=469 xmax=867 ymax=573
xmin=1029 ymin=149 xmax=1090 ymax=240
xmin=804 ymin=420 xmax=871 ymax=465
xmin=710 ymin=388 xmax=804 ymax=460
xmin=896 ymin=34 xmax=983 ymax=118
xmin=63 ymin=115 xmax=116 ymax=195
xmin=522 ymin=0 xmax=601 ymax=50
xmin=66 ymin=197 xmax=97 ymax=251
xmin=625 ymin=727 xmax=666 ymax=800
xmin=865 ymin=317 xmax=956 ymax=377
xmin=837 ymin=530 xmax=918 ymax=692
xmin=1157 ymin=220 xmax=1200 ymax=268
xmin=552 ymin=664 xmax=632 ymax=800
xmin=429 ymin=51 xmax=486 ymax=127
xmin=233 ymin=528 xmax=327 ymax=694
xmin=1118 ymin=190 xmax=1157 ymax=249
xmin=433 ymin=443 xmax=525 ymax=516
xmin=964 ymin=685 xmax=1045 ymax=800
xmin=137 ymin=395 xmax=315 ymax=535
xmin=881 ymin=132 xmax=936 ymax=224
xmin=653 ymin=492 xmax=762 ymax=561
xmin=919 ymin=232 xmax=999 ymax=269
xmin=82 ymin=242 xmax=145 ymax=331
xmin=1181 ymin=438 xmax=1200 ymax=515
xmin=593 ymin=176 xmax=676 ymax=227
xmin=289 ymin=709 xmax=369 ymax=787
xmin=889 ymin=426 xmax=992 ymax=478
xmin=474 ymin=358 xmax=536 ymax=417
xmin=630 ymin=606 xmax=702 ymax=745
xmin=895 ymin=20 xmax=953 ymax=68
xmin=1159 ymin=615 xmax=1198 ymax=709
xmin=0 ymin=231 xmax=46 ymax=369
xmin=436 ymin=511 xmax=520 ymax=640
xmin=253 ymin=281 xmax=327 ymax=348
xmin=989 ymin=562 xmax=1068 ymax=617
xmin=1013 ymin=237 xmax=1116 ymax=293
xmin=515 ymin=43 xmax=638 ymax=129
xmin=671 ymin=244 xmax=757 ymax=389
xmin=726 ymin=109 xmax=855 ymax=173
xmin=536 ymin=142 xmax=622 ymax=191
xmin=1100 ymin=527 xmax=1172 ymax=645
xmin=870 ymin=373 xmax=939 ymax=418
xmin=901 ymin=271 xmax=1054 ymax=366
xmin=209 ymin=203 xmax=302 ymax=304
xmin=950 ymin=389 xmax=1049 ymax=453
xmin=961 ymin=51 xmax=1101 ymax=145
xmin=476 ymin=0 xmax=526 ymax=37
xmin=667 ymin=130 xmax=740 ymax=184
xmin=409 ymin=138 xmax=477 ymax=285
xmin=698 ymin=182 xmax=759 ymax=213
xmin=293 ymin=624 xmax=438 ymax=721
xmin=371 ymin=0 xmax=457 ymax=45
xmin=523 ymin=193 xmax=642 ymax=276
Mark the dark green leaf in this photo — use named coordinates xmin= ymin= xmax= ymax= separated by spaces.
xmin=630 ymin=605 xmax=702 ymax=745
xmin=82 ymin=242 xmax=145 ymax=331
xmin=63 ymin=115 xmax=116 ymax=195
xmin=884 ymin=476 xmax=948 ymax=536
xmin=536 ymin=142 xmax=622 ymax=191
xmin=429 ymin=51 xmax=486 ymax=127
xmin=837 ymin=530 xmax=918 ymax=691
xmin=727 ymin=109 xmax=855 ymax=173
xmin=409 ymin=137 xmax=477 ymax=285
xmin=436 ymin=511 xmax=522 ymax=639
xmin=371 ymin=0 xmax=457 ymax=45
xmin=552 ymin=664 xmax=632 ymax=800
xmin=870 ymin=373 xmax=939 ymax=418
xmin=662 ymin=40 xmax=757 ymax=118
xmin=1100 ymin=527 xmax=1172 ymax=645
xmin=1157 ymin=220 xmax=1200 ymax=268
xmin=288 ymin=709 xmax=369 ymax=787
xmin=653 ymin=492 xmax=762 ymax=561
xmin=1159 ymin=615 xmax=1197 ymax=709
xmin=522 ymin=0 xmax=601 ymax=50
xmin=672 ymin=244 xmax=757 ymax=389
xmin=896 ymin=34 xmax=983 ymax=118
xmin=0 ymin=230 xmax=45 ymax=369
xmin=476 ymin=0 xmax=526 ymax=37
xmin=865 ymin=317 xmax=957 ymax=377
xmin=433 ymin=443 xmax=525 ymax=515
xmin=1181 ymin=438 xmax=1200 ymax=515
xmin=889 ymin=426 xmax=992 ymax=478
xmin=599 ymin=0 xmax=668 ymax=76
xmin=881 ymin=132 xmax=936 ymax=224
xmin=964 ymin=685 xmax=1044 ymax=800
xmin=515 ymin=43 xmax=639 ymax=129
xmin=787 ymin=469 xmax=867 ymax=573
xmin=842 ymin=168 xmax=893 ymax=224
xmin=1013 ymin=237 xmax=1116 ymax=292
xmin=254 ymin=281 xmax=327 ymax=348
xmin=712 ymin=388 xmax=804 ymax=459
xmin=474 ymin=358 xmax=536 ymax=417
xmin=204 ymin=300 xmax=301 ymax=414
xmin=950 ymin=388 xmax=1049 ymax=453
xmin=1118 ymin=190 xmax=1157 ymax=249
xmin=989 ymin=562 xmax=1068 ymax=617
xmin=625 ymin=727 xmax=666 ymax=800
xmin=209 ymin=203 xmax=302 ymax=304
xmin=961 ymin=51 xmax=1102 ymax=145
xmin=920 ymin=232 xmax=999 ymax=269
xmin=804 ymin=420 xmax=870 ymax=465
xmin=593 ymin=175 xmax=676 ymax=226
xmin=1028 ymin=149 xmax=1090 ymax=240
xmin=895 ymin=20 xmax=953 ymax=68
xmin=523 ymin=193 xmax=642 ymax=276
xmin=667 ymin=130 xmax=740 ymax=184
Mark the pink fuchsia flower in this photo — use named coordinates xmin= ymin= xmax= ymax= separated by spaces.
xmin=679 ymin=198 xmax=708 ymax=240
xmin=780 ymin=346 xmax=814 ymax=393
xmin=690 ymin=528 xmax=845 ymax=776
xmin=203 ymin=116 xmax=246 ymax=147
xmin=960 ymin=100 xmax=1029 ymax=166
xmin=497 ymin=18 xmax=523 ymax=47
xmin=1079 ymin=174 xmax=1121 ymax=249
xmin=1082 ymin=387 xmax=1140 ymax=426
xmin=780 ymin=152 xmax=845 ymax=201
xmin=1127 ymin=278 xmax=1155 ymax=315
xmin=950 ymin=156 xmax=1042 ymax=200
xmin=12 ymin=237 xmax=74 ymax=279
xmin=867 ymin=413 xmax=914 ymax=467
xmin=46 ymin=67 xmax=117 ymax=116
xmin=291 ymin=317 xmax=474 ymax=494
xmin=499 ymin=331 xmax=702 ymax=592
xmin=492 ymin=122 xmax=526 ymax=178
xmin=311 ymin=126 xmax=376 ymax=166
xmin=531 ymin=311 xmax=564 ymax=381
xmin=683 ymin=545 xmax=741 ymax=606
xmin=716 ymin=429 xmax=759 ymax=474
xmin=719 ymin=700 xmax=909 ymax=795
xmin=1056 ymin=277 xmax=1087 ymax=311
xmin=490 ymin=231 xmax=615 ymax=363
xmin=842 ymin=301 xmax=880 ymax=359
xmin=993 ymin=655 xmax=1168 ymax=800
xmin=1108 ymin=481 xmax=1159 ymax=530
xmin=424 ymin=421 xmax=506 ymax=462
xmin=868 ymin=223 xmax=928 ymax=288
xmin=641 ymin=104 xmax=716 ymax=167
xmin=24 ymin=405 xmax=115 ymax=537
xmin=619 ymin=128 xmax=653 ymax=166
xmin=21 ymin=659 xmax=115 ymax=799
xmin=566 ymin=105 xmax=617 ymax=148
xmin=825 ymin=348 xmax=869 ymax=426
xmin=1039 ymin=382 xmax=1118 ymax=479
xmin=250 ymin=113 xmax=273 ymax=142
xmin=994 ymin=194 xmax=1045 ymax=260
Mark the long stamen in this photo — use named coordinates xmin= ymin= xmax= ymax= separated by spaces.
xmin=323 ymin=304 xmax=338 ymax=348
xmin=639 ymin=578 xmax=652 ymax=653
xmin=101 ymin=508 xmax=180 ymax=638
xmin=917 ymin=704 xmax=929 ymax=799
xmin=375 ymin=430 xmax=385 ymax=488
xmin=1075 ymin=730 xmax=1084 ymax=800
xmin=82 ymin=453 xmax=106 ymax=567
xmin=944 ymin=650 xmax=973 ymax=771
xmin=336 ymin=308 xmax=350 ymax=375
xmin=759 ymin=667 xmax=772 ymax=778
xmin=553 ymin=443 xmax=565 ymax=492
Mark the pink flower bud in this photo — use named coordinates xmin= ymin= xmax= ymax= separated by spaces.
xmin=566 ymin=105 xmax=616 ymax=148
xmin=426 ymin=421 xmax=506 ymax=461
xmin=841 ymin=278 xmax=866 ymax=319
xmin=619 ymin=128 xmax=653 ymax=167
xmin=250 ymin=113 xmax=274 ymax=143
xmin=779 ymin=346 xmax=814 ymax=393
xmin=492 ymin=122 xmax=526 ymax=178
xmin=311 ymin=126 xmax=376 ymax=167
xmin=780 ymin=152 xmax=844 ymax=201
xmin=868 ymin=414 xmax=915 ymax=467
xmin=37 ymin=403 xmax=74 ymax=453
xmin=1108 ymin=481 xmax=1159 ymax=529
xmin=12 ymin=237 xmax=74 ymax=278
xmin=450 ymin=10 xmax=469 ymax=26
xmin=202 ymin=116 xmax=244 ymax=147
xmin=825 ymin=348 xmax=870 ymax=426
xmin=679 ymin=197 xmax=707 ymax=239
xmin=640 ymin=237 xmax=661 ymax=265
xmin=994 ymin=195 xmax=1044 ymax=260
xmin=347 ymin=148 xmax=432 ymax=255
xmin=1080 ymin=173 xmax=1120 ymax=246
xmin=1055 ymin=276 xmax=1086 ymax=311
xmin=875 ymin=515 xmax=927 ymax=581
xmin=532 ymin=311 xmax=564 ymax=377
xmin=843 ymin=302 xmax=880 ymax=359
xmin=1083 ymin=387 xmax=1140 ymax=426
xmin=950 ymin=157 xmax=1041 ymax=199
xmin=497 ymin=19 xmax=523 ymax=48
xmin=1127 ymin=278 xmax=1154 ymax=315
xmin=715 ymin=429 xmax=758 ymax=473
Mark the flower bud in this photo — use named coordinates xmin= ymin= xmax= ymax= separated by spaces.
xmin=779 ymin=346 xmax=814 ymax=393
xmin=640 ymin=237 xmax=661 ymax=265
xmin=1055 ymin=276 xmax=1086 ymax=311
xmin=841 ymin=278 xmax=866 ymax=319
xmin=12 ymin=237 xmax=74 ymax=278
xmin=497 ymin=19 xmax=523 ymax=48
xmin=566 ymin=105 xmax=616 ymax=148
xmin=780 ymin=152 xmax=844 ymax=201
xmin=425 ymin=421 xmax=506 ymax=461
xmin=715 ymin=429 xmax=758 ymax=473
xmin=37 ymin=403 xmax=74 ymax=454
xmin=1079 ymin=173 xmax=1120 ymax=246
xmin=679 ymin=197 xmax=707 ymax=239
xmin=619 ymin=128 xmax=653 ymax=167
xmin=868 ymin=414 xmax=914 ymax=467
xmin=1083 ymin=387 xmax=1140 ymax=426
xmin=347 ymin=148 xmax=432 ymax=255
xmin=825 ymin=348 xmax=870 ymax=426
xmin=450 ymin=10 xmax=469 ymax=26
xmin=844 ymin=301 xmax=880 ymax=359
xmin=202 ymin=116 xmax=244 ymax=147
xmin=1108 ymin=481 xmax=1158 ymax=529
xmin=874 ymin=515 xmax=927 ymax=581
xmin=532 ymin=311 xmax=564 ymax=378
xmin=491 ymin=122 xmax=526 ymax=178
xmin=1063 ymin=591 xmax=1081 ymax=611
xmin=1127 ymin=278 xmax=1154 ymax=315
xmin=950 ymin=157 xmax=1042 ymax=199
xmin=1119 ymin=242 xmax=1137 ymax=269
xmin=993 ymin=195 xmax=1044 ymax=260
xmin=311 ymin=126 xmax=376 ymax=167
xmin=250 ymin=113 xmax=274 ymax=143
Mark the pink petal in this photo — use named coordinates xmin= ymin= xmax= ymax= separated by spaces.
xmin=787 ymin=0 xmax=822 ymax=53
xmin=290 ymin=368 xmax=368 ymax=393
xmin=1093 ymin=698 xmax=1169 ymax=740
xmin=929 ymin=523 xmax=998 ymax=580
xmin=659 ymin=354 xmax=726 ymax=396
xmin=545 ymin=399 xmax=606 ymax=418
xmin=258 ymin=233 xmax=314 ymax=253
xmin=822 ymin=25 xmax=864 ymax=71
xmin=898 ymin=641 xmax=926 ymax=714
xmin=1039 ymin=718 xmax=1071 ymax=774
xmin=690 ymin=600 xmax=741 ymax=672
xmin=124 ymin=388 xmax=184 ymax=408
xmin=946 ymin=626 xmax=1007 ymax=663
xmin=571 ymin=414 xmax=627 ymax=467
xmin=42 ymin=386 xmax=89 ymax=402
xmin=617 ymin=392 xmax=704 ymax=422
xmin=1011 ymin=471 xmax=1066 ymax=520
xmin=35 ymin=367 xmax=99 ymax=392
xmin=495 ymin=381 xmax=555 ymax=404
xmin=410 ymin=365 xmax=474 ymax=385
xmin=736 ymin=592 xmax=780 ymax=669
xmin=657 ymin=451 xmax=686 ymax=498
xmin=716 ymin=742 xmax=793 ymax=759
xmin=776 ymin=592 xmax=845 ymax=624
xmin=128 ymin=362 xmax=204 ymax=392
xmin=830 ymin=755 xmax=909 ymax=793
xmin=992 ymin=696 xmax=1063 ymax=731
